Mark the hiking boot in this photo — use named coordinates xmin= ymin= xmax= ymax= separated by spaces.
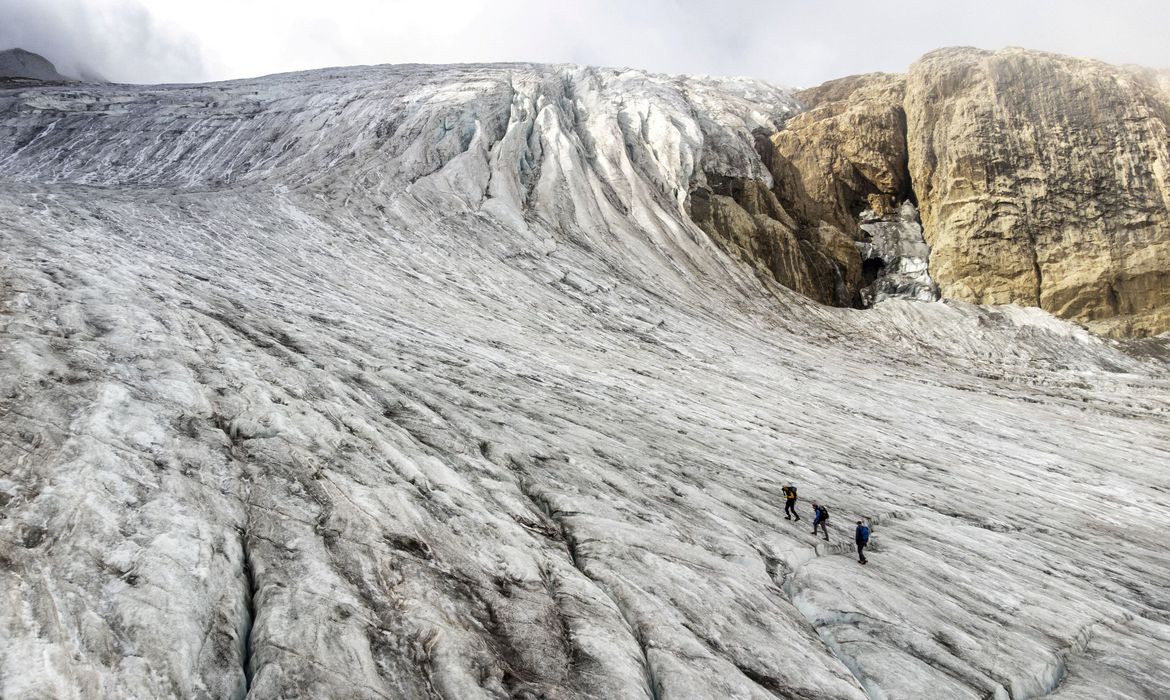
xmin=785 ymin=516 xmax=791 ymax=520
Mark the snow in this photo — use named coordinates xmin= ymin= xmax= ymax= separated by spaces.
xmin=1 ymin=62 xmax=1169 ymax=699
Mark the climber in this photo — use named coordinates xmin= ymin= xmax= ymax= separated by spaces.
xmin=782 ymin=483 xmax=800 ymax=521
xmin=811 ymin=502 xmax=830 ymax=540
xmin=855 ymin=519 xmax=870 ymax=565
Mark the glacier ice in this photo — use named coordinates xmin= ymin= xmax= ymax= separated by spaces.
xmin=0 ymin=63 xmax=1169 ymax=699
xmin=858 ymin=201 xmax=939 ymax=305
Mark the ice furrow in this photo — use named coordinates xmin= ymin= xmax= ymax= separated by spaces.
xmin=236 ymin=526 xmax=256 ymax=700
xmin=514 ymin=480 xmax=657 ymax=699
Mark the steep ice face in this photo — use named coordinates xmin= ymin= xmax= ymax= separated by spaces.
xmin=1 ymin=63 xmax=1169 ymax=700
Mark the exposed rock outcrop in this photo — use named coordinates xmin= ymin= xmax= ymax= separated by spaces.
xmin=741 ymin=48 xmax=1170 ymax=337
xmin=770 ymin=73 xmax=911 ymax=235
xmin=0 ymin=48 xmax=69 ymax=82
xmin=905 ymin=47 xmax=1170 ymax=337
xmin=684 ymin=75 xmax=909 ymax=309
xmin=687 ymin=175 xmax=861 ymax=306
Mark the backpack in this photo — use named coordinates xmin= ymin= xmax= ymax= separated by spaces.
xmin=819 ymin=506 xmax=829 ymax=520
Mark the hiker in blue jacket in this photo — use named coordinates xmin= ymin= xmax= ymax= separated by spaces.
xmin=855 ymin=519 xmax=870 ymax=565
xmin=811 ymin=501 xmax=830 ymax=540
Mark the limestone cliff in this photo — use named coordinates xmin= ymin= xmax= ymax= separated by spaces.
xmin=770 ymin=73 xmax=910 ymax=235
xmin=686 ymin=175 xmax=861 ymax=306
xmin=736 ymin=47 xmax=1170 ymax=337
xmin=905 ymin=48 xmax=1170 ymax=337
xmin=687 ymin=72 xmax=924 ymax=310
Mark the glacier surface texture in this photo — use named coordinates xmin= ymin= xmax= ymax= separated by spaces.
xmin=1 ymin=64 xmax=1169 ymax=699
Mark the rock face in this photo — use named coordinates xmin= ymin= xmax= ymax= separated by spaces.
xmin=905 ymin=48 xmax=1170 ymax=337
xmin=687 ymin=175 xmax=862 ymax=306
xmin=771 ymin=73 xmax=911 ymax=235
xmin=687 ymin=74 xmax=909 ymax=309
xmin=758 ymin=48 xmax=1170 ymax=337
xmin=0 ymin=48 xmax=69 ymax=82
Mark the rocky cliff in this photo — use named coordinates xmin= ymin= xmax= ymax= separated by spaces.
xmin=906 ymin=48 xmax=1170 ymax=337
xmin=686 ymin=174 xmax=864 ymax=306
xmin=747 ymin=48 xmax=1170 ymax=337
xmin=772 ymin=73 xmax=910 ymax=233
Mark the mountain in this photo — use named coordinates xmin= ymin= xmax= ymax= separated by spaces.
xmin=1 ymin=55 xmax=1168 ymax=699
xmin=0 ymin=48 xmax=70 ymax=82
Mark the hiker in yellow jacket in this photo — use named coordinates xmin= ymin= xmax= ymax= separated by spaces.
xmin=782 ymin=483 xmax=800 ymax=521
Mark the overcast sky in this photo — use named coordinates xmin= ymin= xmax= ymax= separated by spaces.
xmin=3 ymin=0 xmax=1169 ymax=86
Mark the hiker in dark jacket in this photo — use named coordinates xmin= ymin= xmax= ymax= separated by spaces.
xmin=782 ymin=483 xmax=800 ymax=521
xmin=855 ymin=520 xmax=870 ymax=564
xmin=811 ymin=502 xmax=830 ymax=540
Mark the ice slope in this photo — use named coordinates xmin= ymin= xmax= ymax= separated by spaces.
xmin=0 ymin=63 xmax=1168 ymax=700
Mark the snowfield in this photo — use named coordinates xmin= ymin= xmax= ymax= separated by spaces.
xmin=1 ymin=63 xmax=1169 ymax=699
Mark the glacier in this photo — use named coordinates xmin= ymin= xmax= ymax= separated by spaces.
xmin=1 ymin=62 xmax=1169 ymax=699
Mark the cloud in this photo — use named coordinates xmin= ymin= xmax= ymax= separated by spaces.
xmin=0 ymin=0 xmax=208 ymax=83
xmin=1 ymin=0 xmax=1168 ymax=86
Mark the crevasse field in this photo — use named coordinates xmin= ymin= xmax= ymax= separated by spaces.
xmin=1 ymin=64 xmax=1168 ymax=699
